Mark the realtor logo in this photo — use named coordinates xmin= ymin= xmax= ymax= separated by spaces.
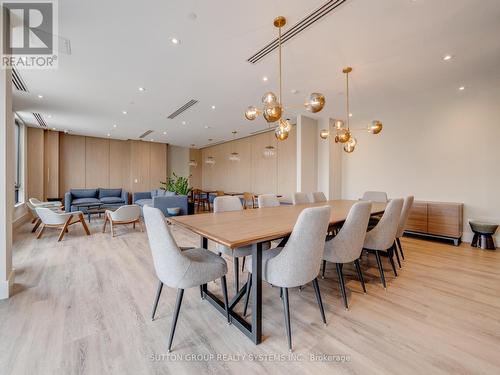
xmin=1 ymin=0 xmax=58 ymax=69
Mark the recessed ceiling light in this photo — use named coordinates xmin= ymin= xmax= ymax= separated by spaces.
xmin=204 ymin=125 xmax=211 ymax=129
xmin=122 ymin=110 xmax=128 ymax=115
xmin=443 ymin=55 xmax=453 ymax=61
xmin=291 ymin=89 xmax=298 ymax=94
xmin=459 ymin=86 xmax=465 ymax=91
xmin=349 ymin=113 xmax=353 ymax=117
xmin=150 ymin=139 xmax=154 ymax=142
xmin=47 ymin=114 xmax=52 ymax=118
xmin=262 ymin=76 xmax=268 ymax=82
xmin=113 ymin=124 xmax=117 ymax=128
xmin=171 ymin=37 xmax=180 ymax=45
xmin=64 ymin=130 xmax=69 ymax=134
xmin=163 ymin=131 xmax=167 ymax=135
xmin=52 ymin=127 xmax=56 ymax=131
xmin=211 ymin=105 xmax=216 ymax=110
xmin=138 ymin=87 xmax=145 ymax=92
xmin=107 ymin=133 xmax=111 ymax=137
xmin=37 ymin=94 xmax=43 ymax=99
xmin=182 ymin=121 xmax=186 ymax=125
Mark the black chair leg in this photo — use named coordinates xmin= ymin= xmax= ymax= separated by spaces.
xmin=221 ymin=276 xmax=231 ymax=324
xmin=389 ymin=246 xmax=398 ymax=277
xmin=167 ymin=288 xmax=184 ymax=352
xmin=243 ymin=272 xmax=252 ymax=317
xmin=233 ymin=258 xmax=239 ymax=294
xmin=312 ymin=278 xmax=327 ymax=325
xmin=321 ymin=260 xmax=327 ymax=279
xmin=336 ymin=263 xmax=348 ymax=310
xmin=396 ymin=238 xmax=405 ymax=260
xmin=151 ymin=281 xmax=163 ymax=321
xmin=281 ymin=287 xmax=292 ymax=352
xmin=393 ymin=241 xmax=402 ymax=268
xmin=199 ymin=285 xmax=204 ymax=299
xmin=374 ymin=251 xmax=387 ymax=289
xmin=354 ymin=259 xmax=366 ymax=294
xmin=241 ymin=256 xmax=246 ymax=272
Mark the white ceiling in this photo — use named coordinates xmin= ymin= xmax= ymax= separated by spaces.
xmin=13 ymin=0 xmax=500 ymax=148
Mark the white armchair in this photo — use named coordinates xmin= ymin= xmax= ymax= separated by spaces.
xmin=35 ymin=207 xmax=91 ymax=241
xmin=102 ymin=204 xmax=142 ymax=237
xmin=26 ymin=198 xmax=63 ymax=233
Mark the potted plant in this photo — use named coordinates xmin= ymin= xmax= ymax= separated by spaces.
xmin=160 ymin=173 xmax=195 ymax=215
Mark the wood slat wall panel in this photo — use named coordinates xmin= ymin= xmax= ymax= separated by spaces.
xmin=189 ymin=148 xmax=202 ymax=189
xmin=85 ymin=137 xmax=110 ymax=189
xmin=44 ymin=131 xmax=59 ymax=199
xmin=129 ymin=140 xmax=151 ymax=193
xmin=149 ymin=142 xmax=167 ymax=190
xmin=109 ymin=139 xmax=131 ymax=192
xmin=59 ymin=134 xmax=86 ymax=194
xmin=27 ymin=127 xmax=45 ymax=200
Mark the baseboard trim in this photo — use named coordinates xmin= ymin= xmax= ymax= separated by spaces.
xmin=13 ymin=212 xmax=30 ymax=230
xmin=0 ymin=269 xmax=15 ymax=300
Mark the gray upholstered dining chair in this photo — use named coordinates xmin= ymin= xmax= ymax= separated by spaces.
xmin=394 ymin=196 xmax=414 ymax=266
xmin=322 ymin=201 xmax=372 ymax=309
xmin=361 ymin=191 xmax=388 ymax=202
xmin=292 ymin=192 xmax=310 ymax=205
xmin=214 ymin=196 xmax=270 ymax=293
xmin=311 ymin=192 xmax=327 ymax=203
xmin=363 ymin=198 xmax=404 ymax=289
xmin=143 ymin=206 xmax=230 ymax=352
xmin=257 ymin=194 xmax=280 ymax=208
xmin=243 ymin=206 xmax=331 ymax=351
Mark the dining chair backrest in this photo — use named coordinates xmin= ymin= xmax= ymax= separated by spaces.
xmin=213 ymin=196 xmax=243 ymax=213
xmin=35 ymin=207 xmax=67 ymax=225
xmin=292 ymin=192 xmax=310 ymax=205
xmin=143 ymin=206 xmax=191 ymax=287
xmin=324 ymin=201 xmax=372 ymax=263
xmin=396 ymin=196 xmax=414 ymax=238
xmin=361 ymin=191 xmax=388 ymax=203
xmin=364 ymin=198 xmax=404 ymax=250
xmin=266 ymin=206 xmax=331 ymax=287
xmin=110 ymin=204 xmax=141 ymax=221
xmin=258 ymin=194 xmax=280 ymax=208
xmin=311 ymin=192 xmax=327 ymax=203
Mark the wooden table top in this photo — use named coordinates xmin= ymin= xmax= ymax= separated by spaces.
xmin=168 ymin=200 xmax=386 ymax=249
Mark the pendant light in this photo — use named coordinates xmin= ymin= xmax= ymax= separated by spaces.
xmin=228 ymin=131 xmax=241 ymax=162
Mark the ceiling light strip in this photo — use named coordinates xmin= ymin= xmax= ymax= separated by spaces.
xmin=167 ymin=99 xmax=199 ymax=119
xmin=247 ymin=0 xmax=347 ymax=64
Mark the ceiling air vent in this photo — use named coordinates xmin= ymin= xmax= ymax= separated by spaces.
xmin=247 ymin=0 xmax=347 ymax=64
xmin=12 ymin=68 xmax=28 ymax=92
xmin=167 ymin=99 xmax=198 ymax=119
xmin=33 ymin=113 xmax=47 ymax=127
xmin=138 ymin=130 xmax=154 ymax=139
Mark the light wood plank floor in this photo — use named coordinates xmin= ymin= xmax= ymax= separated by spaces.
xmin=1 ymin=216 xmax=500 ymax=375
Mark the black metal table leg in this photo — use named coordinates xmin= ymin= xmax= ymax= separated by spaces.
xmin=251 ymin=242 xmax=262 ymax=344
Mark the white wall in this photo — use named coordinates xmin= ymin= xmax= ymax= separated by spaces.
xmin=297 ymin=115 xmax=318 ymax=193
xmin=317 ymin=118 xmax=342 ymax=200
xmin=341 ymin=86 xmax=500 ymax=243
xmin=167 ymin=145 xmax=190 ymax=179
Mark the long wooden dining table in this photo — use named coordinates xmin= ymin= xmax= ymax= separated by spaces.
xmin=168 ymin=199 xmax=386 ymax=344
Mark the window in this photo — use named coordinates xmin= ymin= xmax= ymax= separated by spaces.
xmin=14 ymin=120 xmax=21 ymax=204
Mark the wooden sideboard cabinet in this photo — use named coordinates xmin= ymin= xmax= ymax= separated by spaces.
xmin=405 ymin=200 xmax=463 ymax=246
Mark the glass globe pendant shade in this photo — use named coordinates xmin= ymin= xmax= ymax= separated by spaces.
xmin=336 ymin=129 xmax=351 ymax=143
xmin=229 ymin=152 xmax=241 ymax=162
xmin=205 ymin=156 xmax=216 ymax=165
xmin=278 ymin=118 xmax=292 ymax=132
xmin=319 ymin=129 xmax=330 ymax=139
xmin=368 ymin=120 xmax=383 ymax=134
xmin=263 ymin=145 xmax=276 ymax=158
xmin=344 ymin=142 xmax=356 ymax=153
xmin=305 ymin=93 xmax=325 ymax=113
xmin=334 ymin=119 xmax=345 ymax=130
xmin=275 ymin=126 xmax=289 ymax=141
xmin=263 ymin=102 xmax=282 ymax=123
xmin=245 ymin=106 xmax=259 ymax=121
xmin=262 ymin=92 xmax=278 ymax=105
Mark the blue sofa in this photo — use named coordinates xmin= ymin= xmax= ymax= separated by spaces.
xmin=133 ymin=189 xmax=188 ymax=217
xmin=65 ymin=188 xmax=129 ymax=212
